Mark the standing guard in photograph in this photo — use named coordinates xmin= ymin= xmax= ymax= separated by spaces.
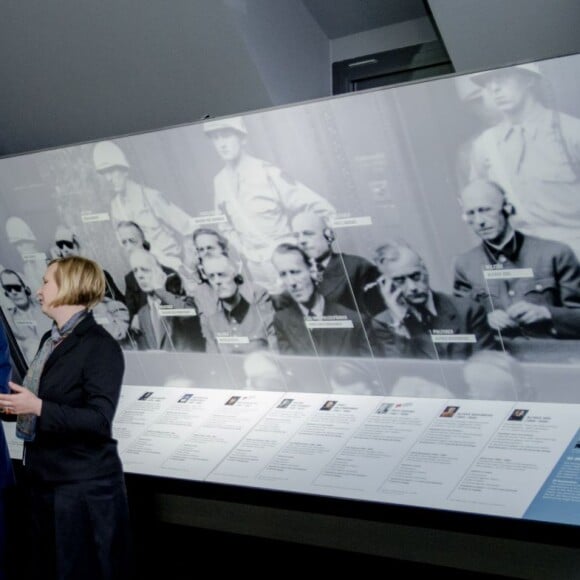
xmin=204 ymin=116 xmax=336 ymax=294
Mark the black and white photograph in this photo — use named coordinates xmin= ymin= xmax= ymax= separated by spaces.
xmin=1 ymin=53 xmax=580 ymax=404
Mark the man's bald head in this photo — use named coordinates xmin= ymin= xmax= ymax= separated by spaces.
xmin=290 ymin=212 xmax=333 ymax=260
xmin=460 ymin=180 xmax=511 ymax=243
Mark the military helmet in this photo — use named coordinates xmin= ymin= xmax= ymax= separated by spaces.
xmin=469 ymin=62 xmax=542 ymax=87
xmin=203 ymin=116 xmax=248 ymax=136
xmin=54 ymin=224 xmax=76 ymax=243
xmin=92 ymin=141 xmax=130 ymax=172
xmin=5 ymin=216 xmax=36 ymax=244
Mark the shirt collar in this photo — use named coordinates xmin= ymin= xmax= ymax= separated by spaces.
xmin=298 ymin=293 xmax=325 ymax=317
xmin=499 ymin=104 xmax=550 ymax=142
xmin=221 ymin=294 xmax=249 ymax=325
xmin=483 ymin=230 xmax=523 ymax=263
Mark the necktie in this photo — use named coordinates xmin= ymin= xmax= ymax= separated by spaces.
xmin=511 ymin=125 xmax=526 ymax=173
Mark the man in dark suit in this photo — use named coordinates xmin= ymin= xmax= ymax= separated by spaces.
xmin=454 ymin=179 xmax=580 ymax=361
xmin=129 ymin=249 xmax=204 ymax=352
xmin=290 ymin=211 xmax=383 ymax=315
xmin=117 ymin=221 xmax=183 ymax=323
xmin=271 ymin=243 xmax=372 ymax=357
xmin=371 ymin=241 xmax=496 ymax=359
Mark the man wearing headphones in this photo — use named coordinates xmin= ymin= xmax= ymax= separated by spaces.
xmin=467 ymin=63 xmax=580 ymax=258
xmin=0 ymin=269 xmax=51 ymax=362
xmin=290 ymin=211 xmax=383 ymax=316
xmin=454 ymin=179 xmax=580 ymax=360
xmin=201 ymin=253 xmax=277 ymax=354
xmin=203 ymin=117 xmax=335 ymax=295
xmin=117 ymin=221 xmax=183 ymax=323
xmin=271 ymin=243 xmax=372 ymax=357
xmin=128 ymin=249 xmax=205 ymax=352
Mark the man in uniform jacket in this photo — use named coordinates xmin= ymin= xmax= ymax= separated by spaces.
xmin=454 ymin=179 xmax=580 ymax=361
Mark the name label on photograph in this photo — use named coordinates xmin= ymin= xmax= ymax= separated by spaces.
xmin=192 ymin=213 xmax=228 ymax=226
xmin=305 ymin=316 xmax=354 ymax=329
xmin=216 ymin=336 xmax=250 ymax=345
xmin=431 ymin=333 xmax=476 ymax=343
xmin=81 ymin=212 xmax=110 ymax=223
xmin=14 ymin=320 xmax=36 ymax=326
xmin=483 ymin=268 xmax=534 ymax=280
xmin=22 ymin=252 xmax=46 ymax=262
xmin=156 ymin=306 xmax=197 ymax=317
xmin=331 ymin=216 xmax=372 ymax=228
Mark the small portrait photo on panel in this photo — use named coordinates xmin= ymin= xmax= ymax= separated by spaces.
xmin=376 ymin=402 xmax=393 ymax=415
xmin=320 ymin=400 xmax=337 ymax=411
xmin=508 ymin=408 xmax=529 ymax=421
xmin=440 ymin=405 xmax=459 ymax=418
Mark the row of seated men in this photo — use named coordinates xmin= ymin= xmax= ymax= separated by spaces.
xmin=2 ymin=178 xmax=580 ymax=363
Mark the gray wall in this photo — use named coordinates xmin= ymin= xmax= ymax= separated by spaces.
xmin=0 ymin=0 xmax=269 ymax=155
xmin=3 ymin=0 xmax=580 ymax=158
xmin=429 ymin=0 xmax=580 ymax=73
xmin=330 ymin=16 xmax=437 ymax=63
xmin=225 ymin=0 xmax=330 ymax=105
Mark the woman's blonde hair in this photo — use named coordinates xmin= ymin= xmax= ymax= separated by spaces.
xmin=48 ymin=256 xmax=106 ymax=309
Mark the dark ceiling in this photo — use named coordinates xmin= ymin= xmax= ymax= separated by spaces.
xmin=302 ymin=0 xmax=428 ymax=39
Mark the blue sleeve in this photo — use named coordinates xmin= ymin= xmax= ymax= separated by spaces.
xmin=0 ymin=326 xmax=12 ymax=394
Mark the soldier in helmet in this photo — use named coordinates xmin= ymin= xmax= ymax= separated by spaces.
xmin=467 ymin=62 xmax=580 ymax=258
xmin=203 ymin=116 xmax=335 ymax=294
xmin=92 ymin=139 xmax=196 ymax=272
xmin=4 ymin=216 xmax=47 ymax=293
xmin=51 ymin=224 xmax=125 ymax=303
xmin=0 ymin=268 xmax=51 ymax=362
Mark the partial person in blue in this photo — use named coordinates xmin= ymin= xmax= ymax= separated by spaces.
xmin=0 ymin=321 xmax=14 ymax=580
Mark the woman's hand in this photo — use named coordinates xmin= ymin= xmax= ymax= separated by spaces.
xmin=0 ymin=382 xmax=42 ymax=416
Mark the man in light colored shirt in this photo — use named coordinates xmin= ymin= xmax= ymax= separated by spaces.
xmin=93 ymin=140 xmax=196 ymax=271
xmin=468 ymin=63 xmax=580 ymax=257
xmin=201 ymin=254 xmax=276 ymax=355
xmin=204 ymin=116 xmax=335 ymax=293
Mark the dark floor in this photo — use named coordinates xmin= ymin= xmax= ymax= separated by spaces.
xmin=132 ymin=522 xmax=519 ymax=580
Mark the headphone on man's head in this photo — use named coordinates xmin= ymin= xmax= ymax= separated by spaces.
xmin=322 ymin=227 xmax=335 ymax=244
xmin=502 ymin=201 xmax=516 ymax=217
xmin=460 ymin=200 xmax=516 ymax=221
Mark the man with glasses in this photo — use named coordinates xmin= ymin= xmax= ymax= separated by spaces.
xmin=371 ymin=241 xmax=496 ymax=360
xmin=0 ymin=269 xmax=51 ymax=362
xmin=51 ymin=225 xmax=125 ymax=303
